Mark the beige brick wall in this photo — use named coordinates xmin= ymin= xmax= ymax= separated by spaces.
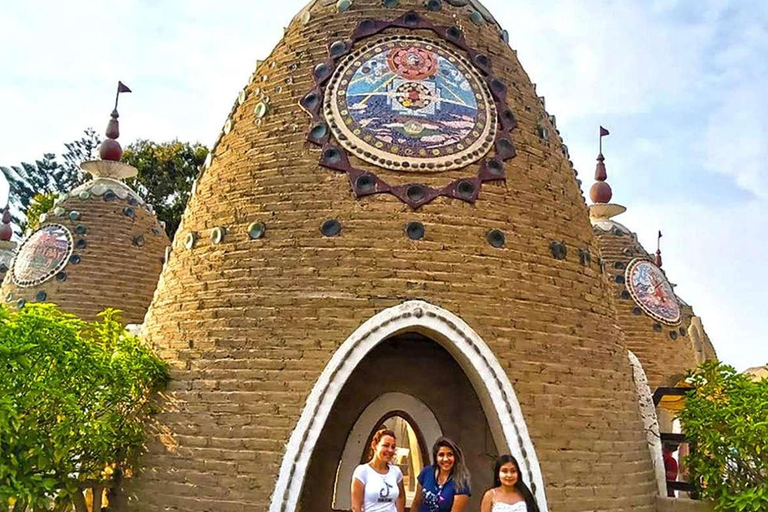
xmin=656 ymin=497 xmax=714 ymax=512
xmin=124 ymin=1 xmax=659 ymax=510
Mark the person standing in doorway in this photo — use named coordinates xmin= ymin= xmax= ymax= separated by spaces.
xmin=411 ymin=437 xmax=471 ymax=512
xmin=663 ymin=443 xmax=679 ymax=497
xmin=480 ymin=455 xmax=540 ymax=512
xmin=351 ymin=428 xmax=406 ymax=512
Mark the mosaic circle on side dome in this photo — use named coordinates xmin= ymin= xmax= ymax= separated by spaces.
xmin=625 ymin=258 xmax=681 ymax=325
xmin=324 ymin=36 xmax=497 ymax=172
xmin=11 ymin=224 xmax=74 ymax=287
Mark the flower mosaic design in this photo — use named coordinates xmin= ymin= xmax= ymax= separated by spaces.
xmin=300 ymin=11 xmax=518 ymax=208
xmin=326 ymin=37 xmax=496 ymax=171
xmin=12 ymin=224 xmax=74 ymax=287
xmin=625 ymin=259 xmax=681 ymax=325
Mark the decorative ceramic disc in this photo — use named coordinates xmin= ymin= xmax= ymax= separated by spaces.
xmin=625 ymin=258 xmax=681 ymax=325
xmin=12 ymin=224 xmax=74 ymax=287
xmin=324 ymin=35 xmax=497 ymax=171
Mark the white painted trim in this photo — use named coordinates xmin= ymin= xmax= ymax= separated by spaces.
xmin=688 ymin=317 xmax=706 ymax=364
xmin=332 ymin=392 xmax=443 ymax=510
xmin=628 ymin=350 xmax=666 ymax=496
xmin=268 ymin=300 xmax=548 ymax=512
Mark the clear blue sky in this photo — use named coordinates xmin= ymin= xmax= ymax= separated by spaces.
xmin=0 ymin=0 xmax=765 ymax=371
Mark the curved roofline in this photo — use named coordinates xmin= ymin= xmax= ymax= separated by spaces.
xmin=292 ymin=0 xmax=504 ymax=31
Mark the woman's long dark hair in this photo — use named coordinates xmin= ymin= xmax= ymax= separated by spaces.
xmin=431 ymin=437 xmax=471 ymax=493
xmin=493 ymin=455 xmax=540 ymax=512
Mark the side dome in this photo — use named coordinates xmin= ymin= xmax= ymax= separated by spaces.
xmin=0 ymin=176 xmax=169 ymax=324
xmin=588 ymin=157 xmax=716 ymax=390
xmin=1 ymin=88 xmax=170 ymax=324
xmin=126 ymin=2 xmax=659 ymax=512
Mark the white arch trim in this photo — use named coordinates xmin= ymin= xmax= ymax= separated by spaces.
xmin=268 ymin=300 xmax=548 ymax=512
xmin=333 ymin=392 xmax=443 ymax=510
xmin=627 ymin=350 xmax=666 ymax=496
xmin=688 ymin=317 xmax=706 ymax=364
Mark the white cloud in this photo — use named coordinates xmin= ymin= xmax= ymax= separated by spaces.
xmin=496 ymin=0 xmax=719 ymax=118
xmin=703 ymin=84 xmax=768 ymax=199
xmin=0 ymin=0 xmax=297 ymax=167
xmin=700 ymin=7 xmax=768 ymax=200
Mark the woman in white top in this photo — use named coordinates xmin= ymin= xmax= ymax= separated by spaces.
xmin=351 ymin=428 xmax=406 ymax=512
xmin=480 ymin=455 xmax=539 ymax=512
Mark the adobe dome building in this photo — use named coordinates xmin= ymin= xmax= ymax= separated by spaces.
xmin=588 ymin=152 xmax=717 ymax=391
xmin=0 ymin=103 xmax=169 ymax=324
xmin=123 ymin=1 xmax=712 ymax=511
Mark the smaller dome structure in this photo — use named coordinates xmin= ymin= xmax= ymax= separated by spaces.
xmin=587 ymin=133 xmax=716 ymax=391
xmin=744 ymin=366 xmax=768 ymax=381
xmin=1 ymin=85 xmax=169 ymax=323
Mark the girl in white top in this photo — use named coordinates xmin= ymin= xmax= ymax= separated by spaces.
xmin=480 ymin=455 xmax=539 ymax=512
xmin=351 ymin=428 xmax=405 ymax=512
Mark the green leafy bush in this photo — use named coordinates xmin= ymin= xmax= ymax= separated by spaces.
xmin=678 ymin=361 xmax=768 ymax=511
xmin=0 ymin=304 xmax=169 ymax=511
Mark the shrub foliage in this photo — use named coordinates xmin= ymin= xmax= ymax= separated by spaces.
xmin=0 ymin=305 xmax=169 ymax=511
xmin=678 ymin=361 xmax=768 ymax=512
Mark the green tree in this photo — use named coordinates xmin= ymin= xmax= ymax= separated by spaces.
xmin=122 ymin=140 xmax=208 ymax=238
xmin=0 ymin=304 xmax=169 ymax=511
xmin=19 ymin=192 xmax=57 ymax=234
xmin=0 ymin=154 xmax=74 ymax=236
xmin=677 ymin=361 xmax=768 ymax=512
xmin=2 ymin=132 xmax=207 ymax=239
xmin=0 ymin=129 xmax=99 ymax=236
xmin=61 ymin=128 xmax=101 ymax=181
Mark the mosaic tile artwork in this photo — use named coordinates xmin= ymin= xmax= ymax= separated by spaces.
xmin=12 ymin=224 xmax=74 ymax=287
xmin=625 ymin=258 xmax=681 ymax=325
xmin=324 ymin=35 xmax=497 ymax=171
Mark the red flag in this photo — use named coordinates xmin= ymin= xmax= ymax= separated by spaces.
xmin=117 ymin=81 xmax=132 ymax=93
xmin=599 ymin=126 xmax=610 ymax=137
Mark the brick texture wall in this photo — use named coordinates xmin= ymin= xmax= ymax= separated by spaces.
xmin=123 ymin=0 xmax=659 ymax=510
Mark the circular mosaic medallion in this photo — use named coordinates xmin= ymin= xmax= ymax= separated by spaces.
xmin=625 ymin=258 xmax=681 ymax=325
xmin=324 ymin=36 xmax=497 ymax=171
xmin=11 ymin=224 xmax=74 ymax=287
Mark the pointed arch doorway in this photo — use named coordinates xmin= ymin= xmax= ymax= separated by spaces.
xmin=269 ymin=301 xmax=548 ymax=512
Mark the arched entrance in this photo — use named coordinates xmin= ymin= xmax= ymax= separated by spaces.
xmin=269 ymin=300 xmax=548 ymax=512
xmin=306 ymin=333 xmax=494 ymax=510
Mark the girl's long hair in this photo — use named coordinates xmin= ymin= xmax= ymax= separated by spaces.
xmin=432 ymin=437 xmax=471 ymax=493
xmin=368 ymin=428 xmax=397 ymax=462
xmin=493 ymin=455 xmax=540 ymax=512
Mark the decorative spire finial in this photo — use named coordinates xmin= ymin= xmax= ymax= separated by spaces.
xmin=0 ymin=206 xmax=12 ymax=242
xmin=656 ymin=230 xmax=663 ymax=267
xmin=99 ymin=81 xmax=132 ymax=162
xmin=589 ymin=126 xmax=612 ymax=204
xmin=82 ymin=82 xmax=138 ymax=180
